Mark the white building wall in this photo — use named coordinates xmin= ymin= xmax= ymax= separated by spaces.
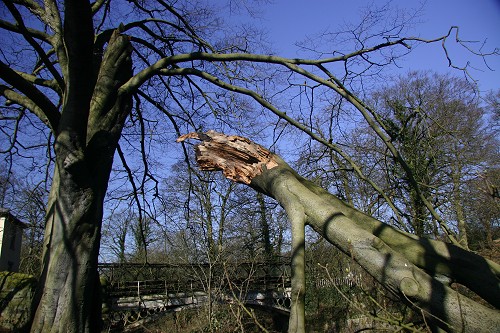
xmin=0 ymin=211 xmax=25 ymax=272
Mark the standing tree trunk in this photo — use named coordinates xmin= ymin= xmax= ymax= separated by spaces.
xmin=451 ymin=169 xmax=469 ymax=249
xmin=257 ymin=192 xmax=274 ymax=261
xmin=31 ymin=27 xmax=133 ymax=332
xmin=178 ymin=131 xmax=500 ymax=333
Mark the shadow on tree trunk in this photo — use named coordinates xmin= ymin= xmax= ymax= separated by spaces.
xmin=178 ymin=130 xmax=500 ymax=333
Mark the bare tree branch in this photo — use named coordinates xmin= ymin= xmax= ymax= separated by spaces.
xmin=0 ymin=62 xmax=60 ymax=131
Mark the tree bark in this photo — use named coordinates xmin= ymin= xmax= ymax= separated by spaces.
xmin=178 ymin=131 xmax=500 ymax=333
xmin=31 ymin=29 xmax=132 ymax=333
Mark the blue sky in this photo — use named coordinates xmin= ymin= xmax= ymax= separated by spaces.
xmin=256 ymin=0 xmax=500 ymax=94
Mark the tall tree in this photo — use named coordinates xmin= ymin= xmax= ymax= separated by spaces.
xmin=358 ymin=72 xmax=498 ymax=246
xmin=0 ymin=0 xmax=497 ymax=332
xmin=101 ymin=209 xmax=132 ymax=263
xmin=2 ymin=1 xmax=134 ymax=330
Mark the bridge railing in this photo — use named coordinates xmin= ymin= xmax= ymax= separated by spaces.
xmin=99 ymin=260 xmax=366 ymax=328
xmin=105 ymin=278 xmax=207 ymax=298
xmin=99 ymin=260 xmax=363 ymax=296
xmin=98 ymin=260 xmax=292 ymax=292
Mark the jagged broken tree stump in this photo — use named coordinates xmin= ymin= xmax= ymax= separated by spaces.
xmin=177 ymin=131 xmax=279 ymax=184
xmin=177 ymin=130 xmax=500 ymax=333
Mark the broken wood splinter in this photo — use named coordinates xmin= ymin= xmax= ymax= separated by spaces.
xmin=177 ymin=130 xmax=279 ymax=184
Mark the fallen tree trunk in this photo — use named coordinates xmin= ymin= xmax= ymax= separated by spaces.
xmin=177 ymin=130 xmax=500 ymax=333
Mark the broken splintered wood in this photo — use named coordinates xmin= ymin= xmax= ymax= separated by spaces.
xmin=177 ymin=130 xmax=279 ymax=184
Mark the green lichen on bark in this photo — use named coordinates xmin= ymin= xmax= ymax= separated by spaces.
xmin=0 ymin=271 xmax=36 ymax=332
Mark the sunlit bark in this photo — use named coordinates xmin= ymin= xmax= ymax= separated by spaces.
xmin=30 ymin=28 xmax=133 ymax=332
xmin=2 ymin=1 xmax=498 ymax=332
xmin=178 ymin=131 xmax=500 ymax=333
